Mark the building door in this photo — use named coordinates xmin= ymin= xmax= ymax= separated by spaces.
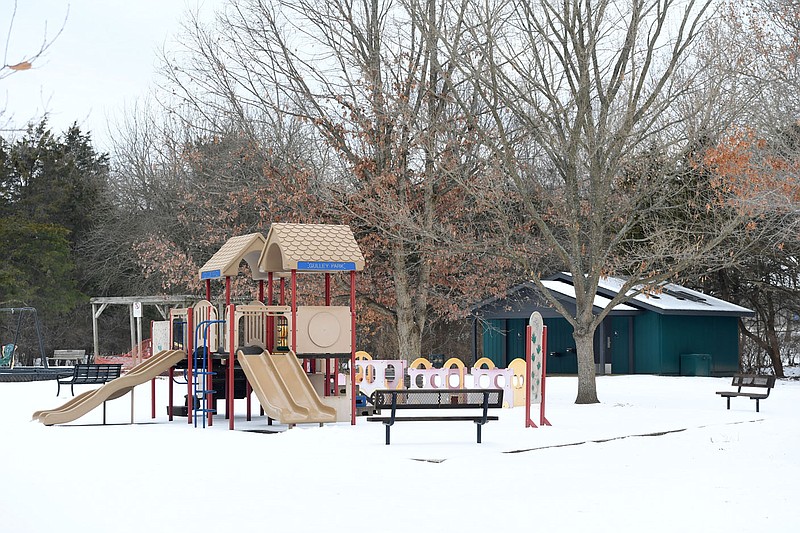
xmin=610 ymin=316 xmax=632 ymax=374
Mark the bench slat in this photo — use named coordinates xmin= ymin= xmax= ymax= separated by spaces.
xmin=57 ymin=364 xmax=122 ymax=396
xmin=368 ymin=415 xmax=500 ymax=422
xmin=369 ymin=389 xmax=503 ymax=445
xmin=716 ymin=374 xmax=775 ymax=412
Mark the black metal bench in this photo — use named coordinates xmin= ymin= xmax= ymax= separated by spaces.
xmin=716 ymin=374 xmax=776 ymax=412
xmin=57 ymin=364 xmax=122 ymax=396
xmin=367 ymin=389 xmax=503 ymax=445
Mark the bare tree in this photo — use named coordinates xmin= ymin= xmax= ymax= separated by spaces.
xmin=99 ymin=95 xmax=320 ymax=297
xmin=159 ymin=0 xmax=519 ymax=361
xmin=423 ymin=0 xmax=771 ymax=402
xmin=683 ymin=1 xmax=800 ymax=377
xmin=1 ymin=0 xmax=67 ymax=129
xmin=1 ymin=1 xmax=65 ymax=76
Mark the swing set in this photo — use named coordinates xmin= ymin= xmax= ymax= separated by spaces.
xmin=0 ymin=307 xmax=47 ymax=368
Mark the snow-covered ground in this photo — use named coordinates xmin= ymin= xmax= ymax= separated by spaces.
xmin=2 ymin=373 xmax=799 ymax=532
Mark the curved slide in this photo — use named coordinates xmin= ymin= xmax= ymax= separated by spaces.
xmin=238 ymin=350 xmax=336 ymax=425
xmin=32 ymin=350 xmax=186 ymax=425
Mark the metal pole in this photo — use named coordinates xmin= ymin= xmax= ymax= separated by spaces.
xmin=92 ymin=303 xmax=100 ymax=362
xmin=229 ymin=304 xmax=236 ymax=430
xmin=325 ymin=273 xmax=331 ymax=397
xmin=291 ymin=270 xmax=297 ymax=352
xmin=136 ymin=315 xmax=143 ymax=367
xmin=267 ymin=272 xmax=275 ymax=351
xmin=525 ymin=325 xmax=535 ymax=428
xmin=540 ymin=326 xmax=551 ymax=426
xmin=187 ymin=310 xmax=194 ymax=425
xmin=168 ymin=367 xmax=174 ymax=421
xmin=349 ymin=271 xmax=357 ymax=420
xmin=129 ymin=305 xmax=136 ymax=361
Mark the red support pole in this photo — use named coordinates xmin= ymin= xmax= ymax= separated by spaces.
xmin=541 ymin=326 xmax=551 ymax=426
xmin=205 ymin=280 xmax=211 ymax=302
xmin=229 ymin=303 xmax=236 ymax=430
xmin=325 ymin=358 xmax=331 ymax=397
xmin=267 ymin=273 xmax=275 ymax=351
xmin=187 ymin=310 xmax=194 ymax=425
xmin=246 ymin=382 xmax=252 ymax=421
xmin=207 ymin=344 xmax=214 ymax=428
xmin=291 ymin=270 xmax=297 ymax=352
xmin=168 ymin=367 xmax=174 ymax=421
xmin=268 ymin=273 xmax=274 ymax=304
xmin=525 ymin=325 xmax=536 ymax=428
xmin=350 ymin=270 xmax=357 ymax=425
xmin=225 ymin=276 xmax=231 ymax=306
xmin=150 ymin=320 xmax=156 ymax=419
xmin=325 ymin=272 xmax=332 ymax=397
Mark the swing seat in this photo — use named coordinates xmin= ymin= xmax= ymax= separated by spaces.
xmin=0 ymin=344 xmax=16 ymax=367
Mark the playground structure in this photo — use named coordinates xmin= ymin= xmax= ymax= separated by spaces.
xmin=32 ymin=350 xmax=186 ymax=425
xmin=352 ymin=351 xmax=406 ymax=398
xmin=396 ymin=356 xmax=527 ymax=408
xmin=34 ymin=223 xmax=365 ymax=428
xmin=31 ymin=224 xmax=550 ymax=431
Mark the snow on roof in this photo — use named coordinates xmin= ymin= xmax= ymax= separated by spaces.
xmin=595 ymin=276 xmax=754 ymax=316
xmin=541 ymin=280 xmax=638 ymax=312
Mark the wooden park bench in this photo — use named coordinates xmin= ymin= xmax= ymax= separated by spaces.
xmin=57 ymin=364 xmax=122 ymax=396
xmin=716 ymin=374 xmax=776 ymax=412
xmin=367 ymin=389 xmax=503 ymax=445
xmin=48 ymin=349 xmax=88 ymax=367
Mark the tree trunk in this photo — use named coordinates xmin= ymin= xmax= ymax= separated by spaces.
xmin=391 ymin=244 xmax=426 ymax=362
xmin=573 ymin=326 xmax=600 ymax=404
xmin=765 ymin=325 xmax=785 ymax=378
xmin=396 ymin=307 xmax=423 ymax=362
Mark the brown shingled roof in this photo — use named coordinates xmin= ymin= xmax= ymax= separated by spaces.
xmin=199 ymin=233 xmax=268 ymax=280
xmin=258 ymin=223 xmax=365 ymax=273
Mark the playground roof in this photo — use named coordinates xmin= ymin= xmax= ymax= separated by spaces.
xmin=258 ymin=223 xmax=365 ymax=273
xmin=198 ymin=233 xmax=268 ymax=280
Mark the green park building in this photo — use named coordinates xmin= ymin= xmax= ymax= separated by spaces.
xmin=470 ymin=273 xmax=754 ymax=377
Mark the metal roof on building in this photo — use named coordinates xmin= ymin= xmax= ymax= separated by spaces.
xmin=549 ymin=273 xmax=754 ymax=317
xmin=541 ymin=280 xmax=639 ymax=312
xmin=472 ymin=274 xmax=754 ymax=319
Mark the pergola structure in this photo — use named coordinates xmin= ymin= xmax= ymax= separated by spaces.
xmin=89 ymin=295 xmax=195 ymax=360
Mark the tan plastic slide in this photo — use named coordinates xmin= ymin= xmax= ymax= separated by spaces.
xmin=32 ymin=349 xmax=186 ymax=425
xmin=238 ymin=349 xmax=336 ymax=425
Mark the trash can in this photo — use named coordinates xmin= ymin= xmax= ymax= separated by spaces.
xmin=680 ymin=354 xmax=711 ymax=376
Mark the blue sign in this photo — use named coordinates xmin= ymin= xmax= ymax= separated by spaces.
xmin=297 ymin=261 xmax=356 ymax=271
xmin=200 ymin=269 xmax=222 ymax=280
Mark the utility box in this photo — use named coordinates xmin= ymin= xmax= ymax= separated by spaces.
xmin=680 ymin=354 xmax=711 ymax=377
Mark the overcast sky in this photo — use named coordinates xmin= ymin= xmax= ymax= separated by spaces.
xmin=1 ymin=0 xmax=222 ymax=150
